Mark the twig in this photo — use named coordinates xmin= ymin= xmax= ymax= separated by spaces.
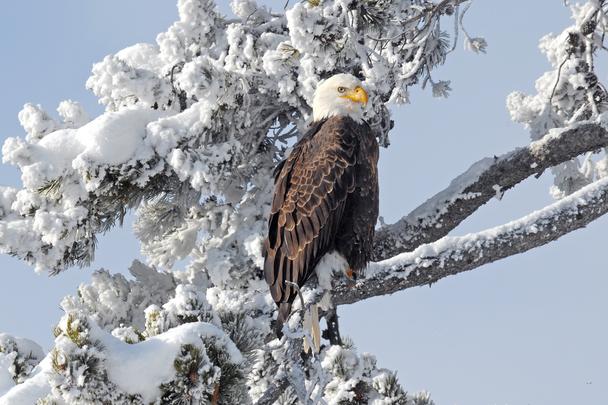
xmin=549 ymin=57 xmax=569 ymax=104
xmin=254 ymin=375 xmax=290 ymax=405
xmin=285 ymin=281 xmax=306 ymax=313
xmin=169 ymin=63 xmax=187 ymax=112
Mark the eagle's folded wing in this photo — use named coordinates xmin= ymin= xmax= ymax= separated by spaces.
xmin=264 ymin=122 xmax=356 ymax=306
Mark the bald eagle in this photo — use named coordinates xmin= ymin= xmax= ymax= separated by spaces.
xmin=263 ymin=74 xmax=380 ymax=337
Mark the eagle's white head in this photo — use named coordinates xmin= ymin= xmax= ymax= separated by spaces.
xmin=312 ymin=73 xmax=368 ymax=123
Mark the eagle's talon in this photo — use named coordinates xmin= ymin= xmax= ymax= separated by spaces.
xmin=345 ymin=267 xmax=355 ymax=280
xmin=344 ymin=268 xmax=357 ymax=288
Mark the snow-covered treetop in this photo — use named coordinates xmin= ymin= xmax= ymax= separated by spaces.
xmin=507 ymin=1 xmax=608 ymax=198
xmin=0 ymin=0 xmax=480 ymax=276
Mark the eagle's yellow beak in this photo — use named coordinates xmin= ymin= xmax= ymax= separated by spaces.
xmin=341 ymin=86 xmax=368 ymax=105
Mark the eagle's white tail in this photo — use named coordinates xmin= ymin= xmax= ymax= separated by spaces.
xmin=303 ymin=304 xmax=321 ymax=353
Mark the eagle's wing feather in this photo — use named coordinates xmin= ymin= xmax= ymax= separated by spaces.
xmin=264 ymin=118 xmax=357 ymax=311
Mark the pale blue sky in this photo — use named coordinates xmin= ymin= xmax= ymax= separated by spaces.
xmin=1 ymin=1 xmax=606 ymax=404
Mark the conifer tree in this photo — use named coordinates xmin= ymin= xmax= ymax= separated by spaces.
xmin=2 ymin=1 xmax=608 ymax=403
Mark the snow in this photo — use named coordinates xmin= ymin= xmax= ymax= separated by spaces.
xmin=0 ymin=363 xmax=11 ymax=396
xmin=57 ymin=100 xmax=90 ymax=128
xmin=96 ymin=321 xmax=243 ymax=404
xmin=86 ymin=47 xmax=168 ymax=111
xmin=0 ymin=188 xmax=17 ymax=218
xmin=402 ymin=115 xmax=606 ymax=231
xmin=0 ymin=357 xmax=52 ymax=405
xmin=17 ymin=104 xmax=57 ymax=141
xmin=59 ymin=261 xmax=177 ymax=333
xmin=3 ymin=107 xmax=164 ymax=190
xmin=404 ymin=157 xmax=494 ymax=227
xmin=0 ymin=315 xmax=243 ymax=404
xmin=0 ymin=334 xmax=47 ymax=403
xmin=492 ymin=184 xmax=504 ymax=200
xmin=73 ymin=108 xmax=160 ymax=166
xmin=322 ymin=345 xmax=358 ymax=378
xmin=369 ymin=175 xmax=608 ymax=279
xmin=506 ymin=6 xmax=608 ymax=200
xmin=464 ymin=36 xmax=488 ymax=54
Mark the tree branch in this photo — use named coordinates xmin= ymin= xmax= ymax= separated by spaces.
xmin=254 ymin=376 xmax=290 ymax=405
xmin=338 ymin=175 xmax=608 ymax=305
xmin=372 ymin=122 xmax=608 ymax=260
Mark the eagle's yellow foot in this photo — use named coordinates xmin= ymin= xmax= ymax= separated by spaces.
xmin=344 ymin=268 xmax=357 ymax=288
xmin=345 ymin=267 xmax=355 ymax=279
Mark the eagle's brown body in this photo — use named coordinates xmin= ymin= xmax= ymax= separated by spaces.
xmin=263 ymin=115 xmax=379 ymax=332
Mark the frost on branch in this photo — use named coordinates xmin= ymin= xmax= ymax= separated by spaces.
xmin=16 ymin=312 xmax=246 ymax=405
xmin=371 ymin=1 xmax=608 ymax=269
xmin=1 ymin=0 xmax=483 ymax=275
xmin=0 ymin=0 xmax=488 ymax=402
xmin=0 ymin=334 xmax=44 ymax=395
xmin=319 ymin=344 xmax=434 ymax=405
xmin=60 ymin=260 xmax=176 ymax=331
xmin=507 ymin=1 xmax=608 ymax=198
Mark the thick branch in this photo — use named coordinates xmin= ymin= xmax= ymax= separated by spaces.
xmin=338 ymin=176 xmax=608 ymax=305
xmin=373 ymin=122 xmax=608 ymax=260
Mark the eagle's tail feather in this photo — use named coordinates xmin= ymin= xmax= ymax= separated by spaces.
xmin=276 ymin=303 xmax=321 ymax=354
xmin=303 ymin=304 xmax=321 ymax=354
xmin=310 ymin=304 xmax=321 ymax=353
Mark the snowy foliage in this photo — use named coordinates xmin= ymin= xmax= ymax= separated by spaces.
xmin=1 ymin=0 xmax=482 ymax=276
xmin=507 ymin=1 xmax=608 ymax=198
xmin=0 ymin=334 xmax=44 ymax=396
xmin=3 ymin=0 xmax=607 ymax=403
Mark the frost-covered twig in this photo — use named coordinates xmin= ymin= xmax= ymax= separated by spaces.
xmin=254 ymin=375 xmax=289 ymax=405
xmin=373 ymin=122 xmax=608 ymax=260
xmin=336 ymin=174 xmax=608 ymax=305
xmin=282 ymin=330 xmax=311 ymax=405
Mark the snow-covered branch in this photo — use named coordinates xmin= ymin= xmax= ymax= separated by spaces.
xmin=336 ymin=173 xmax=608 ymax=305
xmin=373 ymin=121 xmax=608 ymax=260
xmin=253 ymin=376 xmax=289 ymax=405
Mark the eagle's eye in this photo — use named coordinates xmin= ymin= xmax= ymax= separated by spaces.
xmin=337 ymin=86 xmax=347 ymax=93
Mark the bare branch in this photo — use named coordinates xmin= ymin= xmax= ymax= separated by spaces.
xmin=373 ymin=122 xmax=608 ymax=260
xmin=337 ymin=175 xmax=608 ymax=305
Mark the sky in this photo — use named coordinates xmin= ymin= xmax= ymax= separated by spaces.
xmin=0 ymin=1 xmax=606 ymax=405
